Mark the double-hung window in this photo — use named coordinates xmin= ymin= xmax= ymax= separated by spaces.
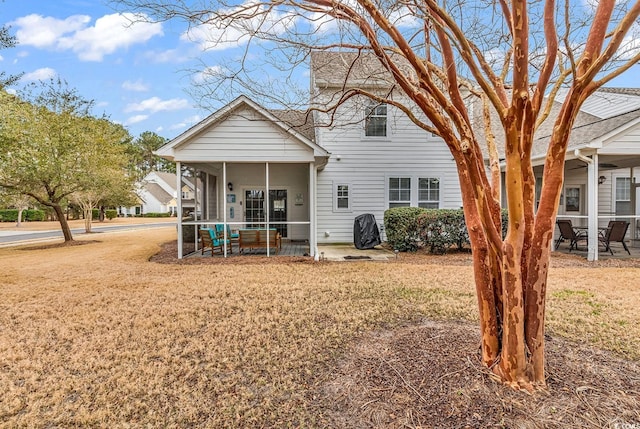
xmin=333 ymin=182 xmax=351 ymax=211
xmin=616 ymin=177 xmax=631 ymax=215
xmin=388 ymin=177 xmax=411 ymax=208
xmin=418 ymin=178 xmax=440 ymax=208
xmin=365 ymin=103 xmax=387 ymax=137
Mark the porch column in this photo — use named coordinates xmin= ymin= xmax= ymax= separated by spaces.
xmin=587 ymin=153 xmax=599 ymax=261
xmin=223 ymin=162 xmax=228 ymax=257
xmin=309 ymin=161 xmax=317 ymax=259
xmin=176 ymin=162 xmax=183 ymax=259
xmin=266 ymin=162 xmax=270 ymax=257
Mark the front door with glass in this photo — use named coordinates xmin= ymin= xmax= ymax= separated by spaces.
xmin=244 ymin=189 xmax=287 ymax=237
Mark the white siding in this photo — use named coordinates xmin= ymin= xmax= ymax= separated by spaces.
xmin=174 ymin=107 xmax=315 ymax=162
xmin=315 ymin=95 xmax=462 ymax=243
xmin=599 ymin=123 xmax=640 ymax=155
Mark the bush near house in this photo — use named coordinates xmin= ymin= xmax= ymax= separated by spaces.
xmin=0 ymin=209 xmax=46 ymax=222
xmin=384 ymin=208 xmax=509 ymax=254
xmin=384 ymin=207 xmax=426 ymax=252
xmin=105 ymin=210 xmax=117 ymax=220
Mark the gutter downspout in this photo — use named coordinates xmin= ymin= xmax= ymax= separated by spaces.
xmin=574 ymin=149 xmax=598 ymax=261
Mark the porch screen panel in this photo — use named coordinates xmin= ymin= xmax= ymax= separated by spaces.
xmin=181 ymin=165 xmax=196 ymax=256
xmin=269 ymin=190 xmax=287 ymax=238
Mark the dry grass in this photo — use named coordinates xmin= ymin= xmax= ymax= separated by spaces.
xmin=0 ymin=228 xmax=638 ymax=427
xmin=0 ymin=216 xmax=175 ymax=232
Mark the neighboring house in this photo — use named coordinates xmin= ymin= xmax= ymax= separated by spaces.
xmin=119 ymin=171 xmax=184 ymax=216
xmin=157 ymin=51 xmax=640 ymax=260
xmin=529 ymin=89 xmax=640 ymax=260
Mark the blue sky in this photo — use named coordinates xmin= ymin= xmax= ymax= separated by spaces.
xmin=2 ymin=0 xmax=212 ymax=140
xmin=2 ymin=1 xmax=639 ymax=141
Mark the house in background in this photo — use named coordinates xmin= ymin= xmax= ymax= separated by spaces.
xmin=531 ymin=89 xmax=640 ymax=260
xmin=156 ymin=51 xmax=640 ymax=260
xmin=119 ymin=171 xmax=183 ymax=217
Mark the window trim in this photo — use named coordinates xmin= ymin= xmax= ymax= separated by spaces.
xmin=417 ymin=177 xmax=441 ymax=209
xmin=386 ymin=176 xmax=412 ymax=209
xmin=363 ymin=102 xmax=390 ymax=139
xmin=333 ymin=181 xmax=352 ymax=212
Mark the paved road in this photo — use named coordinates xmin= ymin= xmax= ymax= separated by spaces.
xmin=0 ymin=222 xmax=175 ymax=246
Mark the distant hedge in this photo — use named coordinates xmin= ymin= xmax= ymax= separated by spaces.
xmin=141 ymin=212 xmax=172 ymax=218
xmin=0 ymin=209 xmax=46 ymax=222
xmin=384 ymin=207 xmax=508 ymax=254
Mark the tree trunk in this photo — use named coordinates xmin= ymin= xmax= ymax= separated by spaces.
xmin=16 ymin=208 xmax=24 ymax=227
xmin=52 ymin=204 xmax=74 ymax=242
xmin=83 ymin=208 xmax=93 ymax=233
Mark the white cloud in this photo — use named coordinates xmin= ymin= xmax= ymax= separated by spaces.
xmin=193 ymin=65 xmax=224 ymax=84
xmin=21 ymin=67 xmax=57 ymax=82
xmin=13 ymin=14 xmax=90 ymax=48
xmin=0 ymin=54 xmax=3 ymax=61
xmin=182 ymin=2 xmax=298 ymax=52
xmin=169 ymin=114 xmax=203 ymax=130
xmin=122 ymin=79 xmax=150 ymax=92
xmin=125 ymin=96 xmax=190 ymax=113
xmin=12 ymin=13 xmax=163 ymax=62
xmin=126 ymin=114 xmax=149 ymax=125
xmin=144 ymin=48 xmax=191 ymax=64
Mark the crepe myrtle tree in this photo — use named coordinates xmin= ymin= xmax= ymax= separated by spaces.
xmin=115 ymin=0 xmax=640 ymax=390
xmin=0 ymin=80 xmax=134 ymax=242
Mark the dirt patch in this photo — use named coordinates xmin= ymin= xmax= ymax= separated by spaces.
xmin=314 ymin=320 xmax=640 ymax=428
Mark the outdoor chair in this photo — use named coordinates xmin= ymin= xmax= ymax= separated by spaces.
xmin=199 ymin=228 xmax=232 ymax=256
xmin=555 ymin=219 xmax=587 ymax=251
xmin=214 ymin=223 xmax=239 ymax=244
xmin=599 ymin=220 xmax=631 ymax=255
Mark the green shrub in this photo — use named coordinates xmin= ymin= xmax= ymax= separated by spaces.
xmin=383 ymin=207 xmax=427 ymax=252
xmin=417 ymin=209 xmax=468 ymax=254
xmin=385 ymin=207 xmax=509 ymax=254
xmin=105 ymin=210 xmax=117 ymax=220
xmin=142 ymin=212 xmax=171 ymax=218
xmin=0 ymin=209 xmax=46 ymax=222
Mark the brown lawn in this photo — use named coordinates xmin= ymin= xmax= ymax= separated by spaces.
xmin=0 ymin=228 xmax=638 ymax=427
xmin=0 ymin=216 xmax=176 ymax=232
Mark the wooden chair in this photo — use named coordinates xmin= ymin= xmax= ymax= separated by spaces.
xmin=555 ymin=219 xmax=587 ymax=251
xmin=199 ymin=228 xmax=232 ymax=256
xmin=599 ymin=220 xmax=630 ymax=255
xmin=214 ymin=224 xmax=239 ymax=244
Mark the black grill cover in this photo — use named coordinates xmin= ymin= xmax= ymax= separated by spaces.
xmin=353 ymin=213 xmax=381 ymax=249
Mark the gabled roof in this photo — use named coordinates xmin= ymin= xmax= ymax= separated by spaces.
xmin=554 ymin=87 xmax=640 ymax=120
xmin=153 ymin=171 xmax=178 ymax=192
xmin=156 ymin=95 xmax=328 ymax=160
xmin=310 ymin=50 xmax=401 ymax=88
xmin=144 ymin=182 xmax=174 ymax=205
xmin=531 ymin=107 xmax=640 ymax=159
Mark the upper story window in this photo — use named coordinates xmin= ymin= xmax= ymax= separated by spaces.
xmin=365 ymin=103 xmax=388 ymax=137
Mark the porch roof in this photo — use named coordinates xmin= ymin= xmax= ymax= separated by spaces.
xmin=156 ymin=95 xmax=330 ymax=165
xmin=530 ymin=108 xmax=640 ymax=167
